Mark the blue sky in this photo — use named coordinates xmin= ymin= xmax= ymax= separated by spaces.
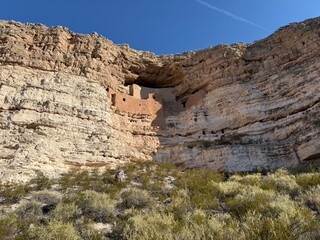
xmin=1 ymin=1 xmax=319 ymax=54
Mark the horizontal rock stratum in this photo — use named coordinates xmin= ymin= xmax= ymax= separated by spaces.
xmin=0 ymin=18 xmax=319 ymax=182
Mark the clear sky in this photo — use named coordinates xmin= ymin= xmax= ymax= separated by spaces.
xmin=1 ymin=0 xmax=319 ymax=54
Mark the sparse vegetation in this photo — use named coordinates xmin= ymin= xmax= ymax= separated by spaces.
xmin=0 ymin=162 xmax=319 ymax=239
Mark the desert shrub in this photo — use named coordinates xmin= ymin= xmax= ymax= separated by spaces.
xmin=14 ymin=200 xmax=44 ymax=235
xmin=206 ymin=213 xmax=244 ymax=240
xmin=28 ymin=220 xmax=82 ymax=240
xmin=167 ymin=189 xmax=193 ymax=221
xmin=50 ymin=202 xmax=82 ymax=223
xmin=0 ymin=214 xmax=18 ymax=240
xmin=174 ymin=222 xmax=202 ymax=239
xmin=29 ymin=174 xmax=53 ymax=191
xmin=177 ymin=168 xmax=223 ymax=192
xmin=176 ymin=169 xmax=223 ymax=210
xmin=59 ymin=170 xmax=94 ymax=191
xmin=75 ymin=190 xmax=116 ymax=222
xmin=267 ymin=194 xmax=299 ymax=217
xmin=239 ymin=191 xmax=320 ymax=239
xmin=242 ymin=211 xmax=291 ymax=240
xmin=300 ymin=185 xmax=320 ymax=212
xmin=104 ymin=168 xmax=120 ymax=179
xmin=296 ymin=172 xmax=320 ymax=188
xmin=121 ymin=188 xmax=153 ymax=209
xmin=176 ymin=210 xmax=210 ymax=240
xmin=189 ymin=190 xmax=219 ymax=210
xmin=288 ymin=165 xmax=320 ymax=175
xmin=123 ymin=212 xmax=176 ymax=240
xmin=124 ymin=210 xmax=244 ymax=240
xmin=276 ymin=205 xmax=320 ymax=239
xmin=58 ymin=170 xmax=80 ymax=190
xmin=173 ymin=210 xmax=214 ymax=240
xmin=0 ymin=183 xmax=31 ymax=204
xmin=153 ymin=162 xmax=180 ymax=179
xmin=242 ymin=205 xmax=319 ymax=240
xmin=225 ymin=186 xmax=275 ymax=217
xmin=16 ymin=200 xmax=43 ymax=221
xmin=177 ymin=175 xmax=221 ymax=210
xmin=229 ymin=173 xmax=262 ymax=186
xmin=76 ymin=224 xmax=102 ymax=240
xmin=138 ymin=172 xmax=153 ymax=189
xmin=98 ymin=169 xmax=127 ymax=195
xmin=214 ymin=181 xmax=244 ymax=198
xmin=227 ymin=174 xmax=243 ymax=182
xmin=260 ymin=169 xmax=299 ymax=195
xmin=146 ymin=179 xmax=167 ymax=197
xmin=31 ymin=190 xmax=62 ymax=205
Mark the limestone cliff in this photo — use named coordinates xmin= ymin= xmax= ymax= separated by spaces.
xmin=0 ymin=17 xmax=319 ymax=182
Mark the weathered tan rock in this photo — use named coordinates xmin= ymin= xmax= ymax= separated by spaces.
xmin=0 ymin=17 xmax=319 ymax=182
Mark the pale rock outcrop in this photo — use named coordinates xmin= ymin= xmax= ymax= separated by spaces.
xmin=156 ymin=19 xmax=320 ymax=171
xmin=0 ymin=17 xmax=319 ymax=182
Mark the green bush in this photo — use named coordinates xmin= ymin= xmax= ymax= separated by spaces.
xmin=75 ymin=222 xmax=102 ymax=240
xmin=29 ymin=174 xmax=53 ymax=191
xmin=205 ymin=213 xmax=244 ymax=240
xmin=177 ymin=168 xmax=223 ymax=192
xmin=123 ymin=212 xmax=176 ymax=240
xmin=242 ymin=205 xmax=319 ymax=240
xmin=267 ymin=194 xmax=299 ymax=218
xmin=16 ymin=200 xmax=43 ymax=221
xmin=225 ymin=186 xmax=275 ymax=217
xmin=300 ymin=185 xmax=320 ymax=212
xmin=28 ymin=220 xmax=82 ymax=240
xmin=58 ymin=170 xmax=93 ymax=191
xmin=121 ymin=188 xmax=153 ymax=209
xmin=31 ymin=190 xmax=62 ymax=205
xmin=0 ymin=183 xmax=31 ymax=204
xmin=167 ymin=189 xmax=193 ymax=221
xmin=260 ymin=169 xmax=299 ymax=195
xmin=0 ymin=214 xmax=18 ymax=240
xmin=229 ymin=173 xmax=262 ymax=186
xmin=296 ymin=172 xmax=320 ymax=188
xmin=15 ymin=200 xmax=44 ymax=234
xmin=153 ymin=162 xmax=180 ymax=179
xmin=214 ymin=181 xmax=244 ymax=198
xmin=50 ymin=202 xmax=82 ymax=223
xmin=174 ymin=210 xmax=244 ymax=240
xmin=75 ymin=190 xmax=116 ymax=223
xmin=123 ymin=210 xmax=244 ymax=240
xmin=176 ymin=169 xmax=223 ymax=210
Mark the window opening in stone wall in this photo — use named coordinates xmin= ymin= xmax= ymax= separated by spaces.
xmin=182 ymin=100 xmax=187 ymax=108
xmin=111 ymin=94 xmax=116 ymax=106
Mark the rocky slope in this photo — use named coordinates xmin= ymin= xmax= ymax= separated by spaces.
xmin=0 ymin=18 xmax=319 ymax=181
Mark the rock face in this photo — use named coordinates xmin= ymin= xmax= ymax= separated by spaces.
xmin=0 ymin=18 xmax=319 ymax=182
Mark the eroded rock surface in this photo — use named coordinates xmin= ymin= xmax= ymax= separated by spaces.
xmin=0 ymin=18 xmax=319 ymax=182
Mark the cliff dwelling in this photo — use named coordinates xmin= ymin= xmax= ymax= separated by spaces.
xmin=108 ymin=83 xmax=206 ymax=127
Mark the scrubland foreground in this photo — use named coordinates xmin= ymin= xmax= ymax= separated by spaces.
xmin=0 ymin=162 xmax=319 ymax=240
